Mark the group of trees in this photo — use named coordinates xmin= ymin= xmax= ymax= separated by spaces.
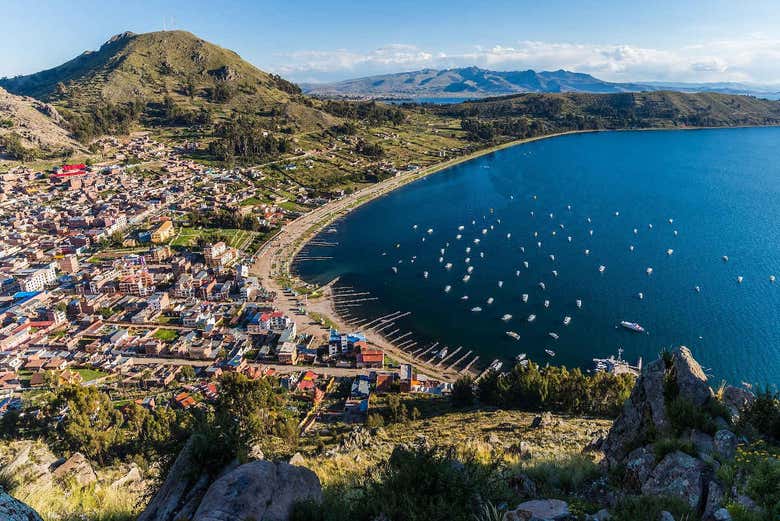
xmin=270 ymin=74 xmax=302 ymax=95
xmin=323 ymin=100 xmax=406 ymax=126
xmin=0 ymin=132 xmax=38 ymax=161
xmin=160 ymin=95 xmax=212 ymax=126
xmin=354 ymin=139 xmax=384 ymax=158
xmin=453 ymin=362 xmax=635 ymax=417
xmin=460 ymin=117 xmax=546 ymax=141
xmin=188 ymin=208 xmax=270 ymax=233
xmin=208 ymin=116 xmax=290 ymax=163
xmin=65 ymin=99 xmax=146 ymax=142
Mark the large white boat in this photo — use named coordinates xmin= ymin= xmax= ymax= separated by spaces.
xmin=506 ymin=331 xmax=521 ymax=340
xmin=620 ymin=321 xmax=646 ymax=333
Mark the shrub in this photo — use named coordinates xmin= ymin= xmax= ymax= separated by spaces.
xmin=516 ymin=454 xmax=600 ymax=496
xmin=653 ymin=437 xmax=697 ymax=461
xmin=738 ymin=388 xmax=780 ymax=442
xmin=451 ymin=376 xmax=475 ymax=407
xmin=666 ymin=396 xmax=716 ymax=435
xmin=611 ymin=495 xmax=694 ymax=521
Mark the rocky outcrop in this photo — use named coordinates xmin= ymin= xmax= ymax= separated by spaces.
xmin=598 ymin=347 xmax=751 ymax=519
xmin=192 ymin=461 xmax=321 ymax=521
xmin=0 ymin=490 xmax=43 ymax=521
xmin=602 ymin=346 xmax=713 ymax=466
xmin=504 ymin=499 xmax=572 ymax=521
xmin=51 ymin=452 xmax=97 ymax=487
xmin=640 ymin=451 xmax=707 ymax=509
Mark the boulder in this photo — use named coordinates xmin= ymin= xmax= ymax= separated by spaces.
xmin=110 ymin=465 xmax=142 ymax=489
xmin=192 ymin=461 xmax=322 ymax=521
xmin=713 ymin=508 xmax=732 ymax=521
xmin=288 ymin=452 xmax=305 ymax=466
xmin=504 ymin=499 xmax=571 ymax=521
xmin=690 ymin=430 xmax=714 ymax=456
xmin=713 ymin=430 xmax=737 ymax=460
xmin=138 ymin=438 xmax=213 ymax=521
xmin=51 ymin=452 xmax=97 ymax=487
xmin=659 ymin=512 xmax=675 ymax=521
xmin=624 ymin=446 xmax=656 ymax=490
xmin=641 ymin=451 xmax=707 ymax=509
xmin=0 ymin=490 xmax=43 ymax=521
xmin=672 ymin=346 xmax=712 ymax=407
xmin=721 ymin=386 xmax=754 ymax=419
xmin=703 ymin=480 xmax=725 ymax=521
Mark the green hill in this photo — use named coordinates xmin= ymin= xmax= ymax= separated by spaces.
xmin=0 ymin=30 xmax=336 ymax=134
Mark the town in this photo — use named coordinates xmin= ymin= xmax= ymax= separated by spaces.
xmin=0 ymin=132 xmax=453 ymax=432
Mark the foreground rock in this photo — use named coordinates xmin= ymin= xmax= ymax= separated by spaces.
xmin=640 ymin=451 xmax=707 ymax=509
xmin=504 ymin=499 xmax=571 ymax=520
xmin=51 ymin=452 xmax=97 ymax=487
xmin=0 ymin=490 xmax=43 ymax=521
xmin=193 ymin=461 xmax=321 ymax=521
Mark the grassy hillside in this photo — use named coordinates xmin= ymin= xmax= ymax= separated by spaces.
xmin=0 ymin=30 xmax=336 ymax=132
xmin=436 ymin=90 xmax=780 ymax=131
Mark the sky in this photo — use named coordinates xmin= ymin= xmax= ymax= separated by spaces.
xmin=4 ymin=0 xmax=780 ymax=85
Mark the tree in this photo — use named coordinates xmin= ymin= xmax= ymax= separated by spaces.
xmin=451 ymin=376 xmax=475 ymax=407
xmin=179 ymin=365 xmax=196 ymax=382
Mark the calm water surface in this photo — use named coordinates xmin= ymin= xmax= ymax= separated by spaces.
xmin=296 ymin=128 xmax=780 ymax=385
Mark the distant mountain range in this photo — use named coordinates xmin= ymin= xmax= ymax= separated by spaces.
xmin=302 ymin=67 xmax=780 ymax=100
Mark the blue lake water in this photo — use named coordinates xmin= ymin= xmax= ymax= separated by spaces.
xmin=295 ymin=128 xmax=780 ymax=386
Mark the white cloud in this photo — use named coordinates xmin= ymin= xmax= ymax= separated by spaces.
xmin=274 ymin=36 xmax=780 ymax=85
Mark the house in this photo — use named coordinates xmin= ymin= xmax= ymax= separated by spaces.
xmin=356 ymin=349 xmax=384 ymax=369
xmin=277 ymin=341 xmax=298 ymax=365
xmin=151 ymin=221 xmax=174 ymax=243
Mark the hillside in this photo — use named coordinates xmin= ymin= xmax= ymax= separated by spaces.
xmin=0 ymin=87 xmax=81 ymax=159
xmin=303 ymin=66 xmax=780 ymax=100
xmin=0 ymin=30 xmax=336 ymax=133
xmin=434 ymin=91 xmax=780 ymax=135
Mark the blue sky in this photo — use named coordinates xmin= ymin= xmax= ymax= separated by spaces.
xmin=4 ymin=0 xmax=780 ymax=84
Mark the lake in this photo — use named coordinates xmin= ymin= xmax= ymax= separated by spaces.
xmin=295 ymin=128 xmax=780 ymax=386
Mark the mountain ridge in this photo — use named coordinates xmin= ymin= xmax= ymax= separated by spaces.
xmin=302 ymin=66 xmax=780 ymax=100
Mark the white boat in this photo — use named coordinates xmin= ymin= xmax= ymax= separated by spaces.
xmin=576 ymin=299 xmax=582 ymax=308
xmin=444 ymin=285 xmax=452 ymax=293
xmin=522 ymin=294 xmax=529 ymax=303
xmin=599 ymin=265 xmax=606 ymax=273
xmin=523 ymin=261 xmax=529 ymax=268
xmin=568 ymin=236 xmax=572 ymax=242
xmin=545 ymin=349 xmax=556 ymax=357
xmin=722 ymin=255 xmax=729 ymax=262
xmin=474 ymin=238 xmax=480 ymax=244
xmin=534 ymin=231 xmax=538 ymax=237
xmin=506 ymin=233 xmax=511 ymax=239
xmin=465 ymin=257 xmax=470 ymax=264
xmin=544 ymin=299 xmax=550 ymax=308
xmin=489 ymin=360 xmax=504 ymax=371
xmin=516 ymin=352 xmax=527 ymax=362
xmin=669 ymin=218 xmax=674 ymax=224
xmin=438 ymin=347 xmax=448 ymax=359
xmin=615 ymin=211 xmax=620 ymax=216
xmin=674 ymin=230 xmax=678 ymax=236
xmin=438 ymin=257 xmax=444 ymax=263
xmin=633 ymin=228 xmax=638 ymax=235
xmin=667 ymin=249 xmax=674 ymax=256
xmin=551 ymin=231 xmax=557 ymax=236
xmin=501 ymin=314 xmax=513 ymax=321
xmin=646 ymin=267 xmax=653 ymax=275
xmin=427 ymin=228 xmax=433 ymax=234
xmin=458 ymin=225 xmax=465 ymax=231
xmin=737 ymin=276 xmax=743 ymax=283
xmin=520 ymin=247 xmax=525 ymax=253
xmin=771 ymin=275 xmax=776 ymax=283
xmin=538 ymin=282 xmax=546 ymax=290
xmin=694 ymin=286 xmax=701 ymax=293
xmin=506 ymin=331 xmax=521 ymax=340
xmin=482 ymin=228 xmax=488 ymax=235
xmin=480 ymin=252 xmax=485 ymax=258
xmin=516 ymin=270 xmax=521 ymax=276
xmin=466 ymin=247 xmax=471 ymax=253
xmin=629 ymin=245 xmax=635 ymax=252
xmin=461 ymin=295 xmax=469 ymax=300
xmin=463 ymin=275 xmax=471 ymax=282
xmin=637 ymin=292 xmax=644 ymax=300
xmin=391 ymin=267 xmax=398 ymax=274
xmin=471 ymin=307 xmax=482 ymax=312
xmin=498 ymin=280 xmax=504 ymax=288
xmin=440 ymin=248 xmax=446 ymax=255
xmin=585 ymin=249 xmax=591 ymax=256
xmin=563 ymin=316 xmax=571 ymax=326
xmin=528 ymin=314 xmax=536 ymax=322
xmin=537 ymin=241 xmax=542 ymax=248
xmin=487 ymin=297 xmax=494 ymax=304
xmin=549 ymin=213 xmax=554 ymax=219
xmin=423 ymin=271 xmax=429 ymax=279
xmin=587 ymin=217 xmax=592 ymax=223
xmin=648 ymin=224 xmax=653 ymax=229
xmin=589 ymin=229 xmax=594 ymax=236
xmin=620 ymin=321 xmax=646 ymax=333
xmin=445 ymin=263 xmax=453 ymax=270
xmin=467 ymin=266 xmax=474 ymax=274
xmin=549 ymin=254 xmax=555 ymax=261
xmin=552 ymin=270 xmax=558 ymax=277
xmin=456 ymin=234 xmax=462 ymax=240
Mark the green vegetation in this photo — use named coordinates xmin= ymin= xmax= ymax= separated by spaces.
xmin=152 ymin=328 xmax=179 ymax=343
xmin=1 ymin=132 xmax=40 ymax=160
xmin=207 ymin=116 xmax=291 ymax=163
xmin=610 ymin=495 xmax=694 ymax=521
xmin=476 ymin=362 xmax=634 ymax=417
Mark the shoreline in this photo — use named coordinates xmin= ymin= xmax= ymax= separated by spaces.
xmin=251 ymin=130 xmax=600 ymax=382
